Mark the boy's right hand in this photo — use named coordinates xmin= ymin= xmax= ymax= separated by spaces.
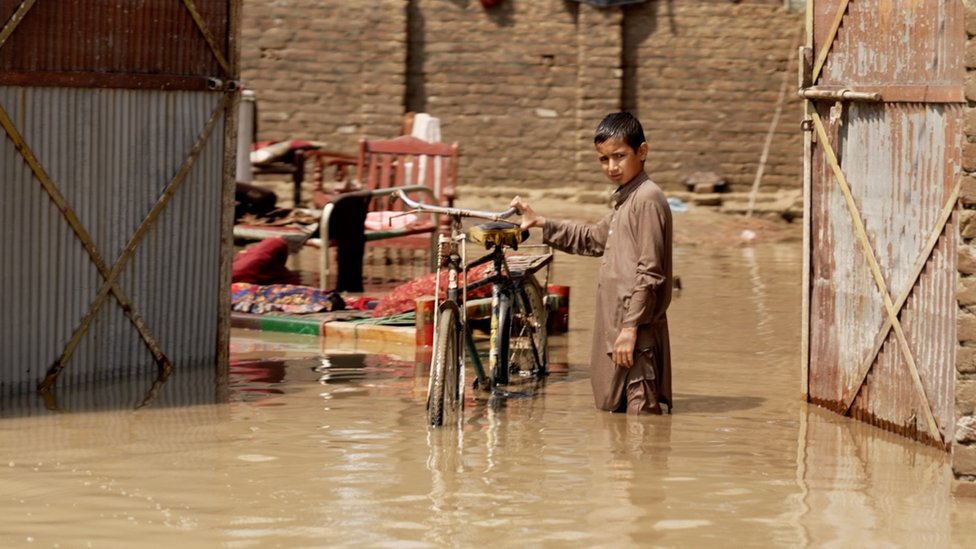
xmin=510 ymin=196 xmax=545 ymax=231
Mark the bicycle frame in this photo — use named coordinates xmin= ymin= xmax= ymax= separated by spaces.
xmin=394 ymin=189 xmax=552 ymax=420
xmin=462 ymin=240 xmax=552 ymax=390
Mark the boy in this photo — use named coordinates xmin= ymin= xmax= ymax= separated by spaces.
xmin=511 ymin=112 xmax=673 ymax=415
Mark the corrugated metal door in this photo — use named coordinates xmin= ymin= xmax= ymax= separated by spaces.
xmin=802 ymin=0 xmax=964 ymax=449
xmin=0 ymin=1 xmax=239 ymax=398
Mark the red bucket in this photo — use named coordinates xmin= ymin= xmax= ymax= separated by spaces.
xmin=415 ymin=297 xmax=436 ymax=347
xmin=546 ymin=285 xmax=570 ymax=334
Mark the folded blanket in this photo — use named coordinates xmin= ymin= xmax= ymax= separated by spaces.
xmin=232 ymin=283 xmax=345 ymax=314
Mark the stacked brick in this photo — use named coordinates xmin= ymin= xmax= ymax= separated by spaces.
xmin=956 ymin=0 xmax=976 ymax=497
xmin=239 ymin=0 xmax=802 ymax=204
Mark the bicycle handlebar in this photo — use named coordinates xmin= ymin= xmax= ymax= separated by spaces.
xmin=394 ymin=188 xmax=519 ymax=223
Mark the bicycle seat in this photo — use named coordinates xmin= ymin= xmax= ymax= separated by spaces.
xmin=469 ymin=222 xmax=530 ymax=250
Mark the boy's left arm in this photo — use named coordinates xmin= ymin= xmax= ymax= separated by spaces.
xmin=622 ymin=196 xmax=669 ymax=328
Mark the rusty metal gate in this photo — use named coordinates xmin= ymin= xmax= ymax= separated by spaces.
xmin=801 ymin=0 xmax=965 ymax=449
xmin=0 ymin=1 xmax=240 ymax=399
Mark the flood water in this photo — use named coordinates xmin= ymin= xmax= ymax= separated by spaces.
xmin=3 ymin=239 xmax=976 ymax=548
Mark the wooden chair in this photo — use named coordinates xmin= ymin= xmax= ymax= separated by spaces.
xmin=307 ymin=150 xmax=358 ymax=205
xmin=318 ymin=135 xmax=460 ymax=288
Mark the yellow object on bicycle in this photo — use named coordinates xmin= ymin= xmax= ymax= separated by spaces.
xmin=469 ymin=222 xmax=529 ymax=250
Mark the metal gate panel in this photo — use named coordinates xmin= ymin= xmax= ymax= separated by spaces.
xmin=0 ymin=87 xmax=226 ymax=396
xmin=818 ymin=0 xmax=962 ymax=92
xmin=804 ymin=0 xmax=964 ymax=448
xmin=0 ymin=0 xmax=231 ymax=90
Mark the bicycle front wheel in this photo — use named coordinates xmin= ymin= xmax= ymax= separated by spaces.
xmin=493 ymin=275 xmax=549 ymax=388
xmin=428 ymin=307 xmax=462 ymax=427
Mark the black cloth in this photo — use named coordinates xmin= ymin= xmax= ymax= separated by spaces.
xmin=235 ymin=182 xmax=277 ymax=220
xmin=324 ymin=196 xmax=370 ymax=293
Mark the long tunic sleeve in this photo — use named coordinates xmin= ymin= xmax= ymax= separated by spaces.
xmin=542 ymin=214 xmax=611 ymax=257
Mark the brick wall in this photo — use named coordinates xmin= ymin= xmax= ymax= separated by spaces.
xmin=240 ymin=0 xmax=802 ymax=206
xmin=623 ymin=2 xmax=803 ymax=194
xmin=956 ymin=0 xmax=976 ymax=497
xmin=240 ymin=0 xmax=407 ymax=148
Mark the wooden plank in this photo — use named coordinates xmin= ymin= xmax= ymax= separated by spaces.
xmin=0 ymin=0 xmax=36 ymax=50
xmin=219 ymin=0 xmax=240 ymax=387
xmin=801 ymin=99 xmax=812 ymax=399
xmin=181 ymin=0 xmax=231 ymax=75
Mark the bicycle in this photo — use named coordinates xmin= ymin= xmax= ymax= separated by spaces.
xmin=394 ymin=189 xmax=553 ymax=427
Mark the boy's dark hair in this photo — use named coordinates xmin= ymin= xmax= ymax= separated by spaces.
xmin=593 ymin=112 xmax=646 ymax=152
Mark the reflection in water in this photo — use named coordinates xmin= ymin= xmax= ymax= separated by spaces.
xmin=0 ymin=362 xmax=222 ymax=418
xmin=1 ymin=243 xmax=976 ymax=547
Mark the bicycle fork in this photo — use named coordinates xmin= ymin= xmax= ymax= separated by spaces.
xmin=430 ymin=230 xmax=467 ymax=406
xmin=487 ymin=251 xmax=511 ymax=389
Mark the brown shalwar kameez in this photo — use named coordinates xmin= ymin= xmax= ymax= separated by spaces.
xmin=543 ymin=172 xmax=673 ymax=414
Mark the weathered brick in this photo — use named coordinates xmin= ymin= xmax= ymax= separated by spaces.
xmin=966 ymin=1 xmax=976 ymax=36
xmin=962 ymin=210 xmax=976 ymax=239
xmin=962 ymin=245 xmax=976 ymax=276
xmin=958 ymin=415 xmax=976 ymax=443
xmin=958 ymin=173 xmax=976 ymax=207
xmin=959 ymin=310 xmax=976 ymax=342
xmin=959 ymin=275 xmax=976 ymax=307
xmin=960 ymin=380 xmax=976 ymax=416
xmin=958 ymin=345 xmax=976 ymax=374
xmin=954 ymin=443 xmax=976 ymax=477
xmin=952 ymin=477 xmax=976 ymax=497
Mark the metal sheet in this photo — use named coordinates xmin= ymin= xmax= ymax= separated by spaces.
xmin=807 ymin=0 xmax=963 ymax=448
xmin=0 ymin=86 xmax=225 ymax=396
xmin=0 ymin=0 xmax=230 ymax=85
xmin=816 ymin=0 xmax=964 ymax=90
xmin=839 ymin=103 xmax=959 ymax=445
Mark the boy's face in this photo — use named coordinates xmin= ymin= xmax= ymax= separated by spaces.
xmin=595 ymin=138 xmax=647 ymax=186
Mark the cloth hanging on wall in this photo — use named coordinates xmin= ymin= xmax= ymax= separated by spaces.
xmin=566 ymin=0 xmax=648 ymax=6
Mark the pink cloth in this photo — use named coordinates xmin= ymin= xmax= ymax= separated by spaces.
xmin=364 ymin=211 xmax=418 ymax=231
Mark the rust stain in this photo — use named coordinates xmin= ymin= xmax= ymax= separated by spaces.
xmin=809 ymin=395 xmax=949 ymax=451
xmin=0 ymin=0 xmax=231 ymax=87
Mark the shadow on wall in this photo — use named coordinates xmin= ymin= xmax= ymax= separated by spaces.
xmin=622 ymin=0 xmax=675 ymax=113
xmin=406 ymin=0 xmax=427 ymax=112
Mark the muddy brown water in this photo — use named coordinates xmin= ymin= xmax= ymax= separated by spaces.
xmin=3 ymin=240 xmax=976 ymax=548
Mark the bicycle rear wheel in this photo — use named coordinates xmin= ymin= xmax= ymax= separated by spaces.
xmin=492 ymin=275 xmax=548 ymax=388
xmin=428 ymin=307 xmax=462 ymax=427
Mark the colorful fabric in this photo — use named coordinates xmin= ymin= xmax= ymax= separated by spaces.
xmin=232 ymin=283 xmax=345 ymax=314
xmin=371 ymin=262 xmax=494 ymax=318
